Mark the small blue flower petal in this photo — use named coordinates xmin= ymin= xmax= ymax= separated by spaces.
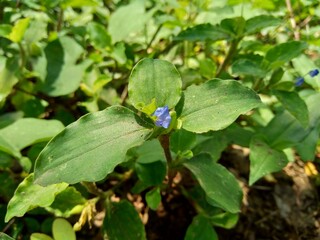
xmin=295 ymin=76 xmax=304 ymax=87
xmin=309 ymin=69 xmax=319 ymax=77
xmin=153 ymin=106 xmax=171 ymax=129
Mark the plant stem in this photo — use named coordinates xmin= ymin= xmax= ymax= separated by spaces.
xmin=81 ymin=182 xmax=105 ymax=198
xmin=215 ymin=39 xmax=240 ymax=78
xmin=285 ymin=0 xmax=300 ymax=40
xmin=57 ymin=8 xmax=64 ymax=32
xmin=159 ymin=134 xmax=176 ymax=190
xmin=18 ymin=43 xmax=26 ymax=70
xmin=146 ymin=24 xmax=163 ymax=51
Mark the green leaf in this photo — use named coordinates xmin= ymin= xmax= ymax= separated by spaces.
xmin=0 ymin=118 xmax=64 ymax=150
xmin=0 ymin=135 xmax=21 ymax=158
xmin=0 ymin=57 xmax=19 ymax=105
xmin=30 ymin=233 xmax=53 ymax=240
xmin=0 ymin=233 xmax=15 ymax=240
xmin=36 ymin=36 xmax=86 ymax=96
xmin=5 ymin=174 xmax=68 ymax=222
xmin=249 ymin=137 xmax=288 ymax=185
xmin=61 ymin=0 xmax=98 ymax=8
xmin=87 ymin=22 xmax=111 ymax=50
xmin=265 ymin=41 xmax=307 ymax=68
xmin=193 ymin=132 xmax=228 ymax=161
xmin=145 ymin=187 xmax=161 ymax=210
xmin=108 ymin=0 xmax=155 ymax=43
xmin=295 ymin=128 xmax=318 ymax=161
xmin=24 ymin=20 xmax=48 ymax=44
xmin=263 ymin=111 xmax=308 ymax=149
xmin=174 ymin=24 xmax=230 ymax=42
xmin=45 ymin=187 xmax=86 ymax=217
xmin=34 ymin=106 xmax=152 ymax=186
xmin=272 ymin=90 xmax=309 ymax=128
xmin=185 ymin=215 xmax=218 ymax=240
xmin=9 ymin=18 xmax=30 ymax=43
xmin=52 ymin=218 xmax=76 ymax=240
xmin=103 ymin=200 xmax=146 ymax=240
xmin=180 ymin=79 xmax=261 ymax=133
xmin=135 ymin=139 xmax=165 ymax=164
xmin=129 ymin=59 xmax=182 ymax=111
xmin=183 ymin=154 xmax=243 ymax=213
xmin=135 ymin=161 xmax=166 ymax=186
xmin=210 ymin=212 xmax=239 ymax=229
xmin=170 ymin=129 xmax=196 ymax=153
xmin=231 ymin=58 xmax=267 ymax=77
xmin=220 ymin=17 xmax=246 ymax=37
xmin=245 ymin=15 xmax=282 ymax=34
xmin=0 ymin=24 xmax=12 ymax=38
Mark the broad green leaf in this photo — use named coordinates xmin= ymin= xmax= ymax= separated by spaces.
xmin=225 ymin=123 xmax=254 ymax=147
xmin=249 ymin=137 xmax=288 ymax=185
xmin=135 ymin=161 xmax=166 ymax=186
xmin=305 ymin=92 xmax=320 ymax=128
xmin=0 ymin=111 xmax=23 ymax=129
xmin=45 ymin=187 xmax=86 ymax=217
xmin=272 ymin=90 xmax=309 ymax=128
xmin=245 ymin=15 xmax=282 ymax=34
xmin=263 ymin=111 xmax=308 ymax=149
xmin=0 ymin=57 xmax=19 ymax=105
xmin=183 ymin=154 xmax=243 ymax=213
xmin=0 ymin=233 xmax=15 ymax=240
xmin=0 ymin=24 xmax=12 ymax=38
xmin=192 ymin=132 xmax=228 ymax=161
xmin=170 ymin=129 xmax=196 ymax=153
xmin=295 ymin=128 xmax=318 ymax=161
xmin=87 ymin=22 xmax=111 ymax=50
xmin=30 ymin=233 xmax=53 ymax=240
xmin=129 ymin=59 xmax=182 ymax=111
xmin=36 ymin=36 xmax=86 ymax=96
xmin=265 ymin=41 xmax=307 ymax=68
xmin=61 ymin=0 xmax=98 ymax=8
xmin=185 ymin=215 xmax=218 ymax=240
xmin=34 ymin=106 xmax=152 ymax=186
xmin=0 ymin=118 xmax=64 ymax=150
xmin=174 ymin=24 xmax=230 ymax=42
xmin=108 ymin=0 xmax=156 ymax=43
xmin=180 ymin=79 xmax=261 ymax=133
xmin=146 ymin=187 xmax=161 ymax=210
xmin=103 ymin=200 xmax=146 ymax=240
xmin=220 ymin=17 xmax=246 ymax=37
xmin=24 ymin=20 xmax=48 ymax=44
xmin=0 ymin=135 xmax=21 ymax=158
xmin=5 ymin=174 xmax=68 ymax=222
xmin=52 ymin=218 xmax=76 ymax=240
xmin=232 ymin=58 xmax=267 ymax=77
xmin=210 ymin=212 xmax=239 ymax=229
xmin=9 ymin=18 xmax=30 ymax=43
xmin=135 ymin=139 xmax=165 ymax=164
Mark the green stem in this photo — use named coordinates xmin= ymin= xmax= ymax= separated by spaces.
xmin=18 ymin=43 xmax=26 ymax=70
xmin=81 ymin=182 xmax=105 ymax=198
xmin=159 ymin=134 xmax=176 ymax=190
xmin=146 ymin=24 xmax=163 ymax=51
xmin=215 ymin=39 xmax=240 ymax=78
xmin=57 ymin=8 xmax=64 ymax=32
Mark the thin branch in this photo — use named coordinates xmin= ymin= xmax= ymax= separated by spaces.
xmin=215 ymin=39 xmax=240 ymax=78
xmin=146 ymin=24 xmax=163 ymax=51
xmin=285 ymin=0 xmax=300 ymax=40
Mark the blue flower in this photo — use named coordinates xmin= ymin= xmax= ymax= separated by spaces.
xmin=153 ymin=106 xmax=171 ymax=129
xmin=295 ymin=76 xmax=304 ymax=86
xmin=309 ymin=69 xmax=319 ymax=77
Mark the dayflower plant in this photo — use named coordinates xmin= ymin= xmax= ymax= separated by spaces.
xmin=295 ymin=68 xmax=319 ymax=86
xmin=153 ymin=106 xmax=171 ymax=128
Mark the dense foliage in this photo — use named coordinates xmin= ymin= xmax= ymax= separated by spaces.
xmin=1 ymin=0 xmax=320 ymax=239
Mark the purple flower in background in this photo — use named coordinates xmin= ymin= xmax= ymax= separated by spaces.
xmin=295 ymin=76 xmax=304 ymax=87
xmin=309 ymin=69 xmax=319 ymax=77
xmin=153 ymin=106 xmax=171 ymax=129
